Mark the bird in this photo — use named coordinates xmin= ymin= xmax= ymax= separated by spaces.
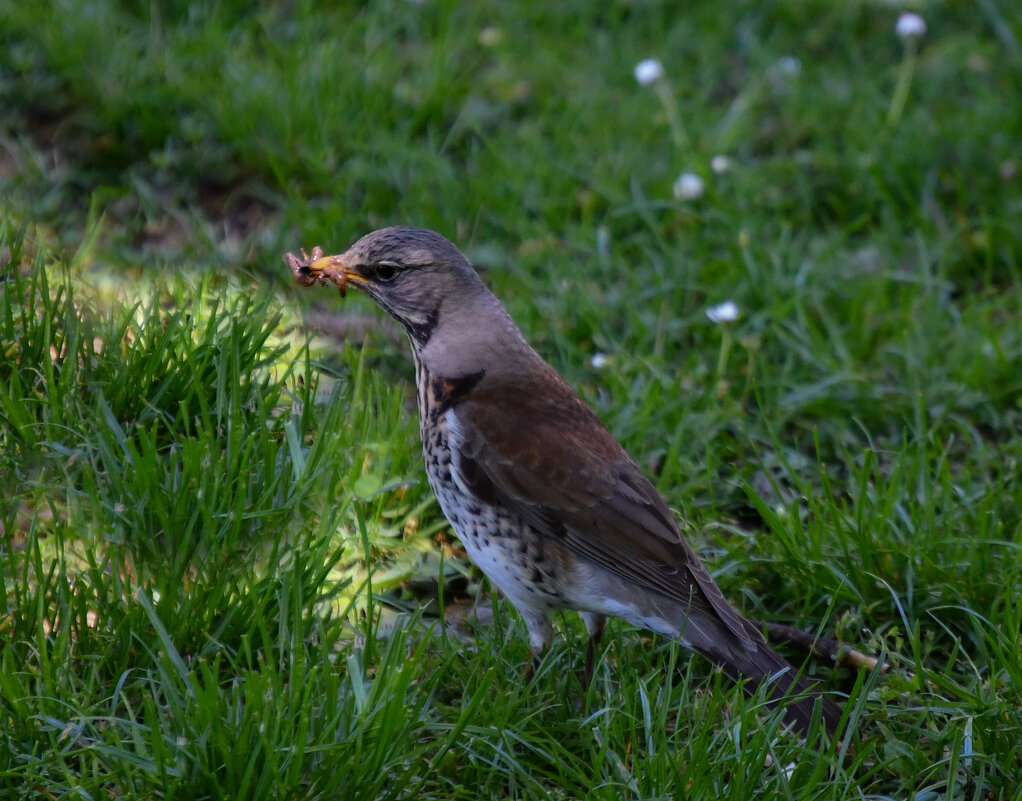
xmin=286 ymin=226 xmax=843 ymax=737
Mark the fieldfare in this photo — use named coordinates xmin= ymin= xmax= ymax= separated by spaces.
xmin=286 ymin=227 xmax=843 ymax=737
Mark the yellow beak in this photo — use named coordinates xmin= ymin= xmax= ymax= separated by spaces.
xmin=288 ymin=248 xmax=367 ymax=296
xmin=308 ymin=253 xmax=344 ymax=274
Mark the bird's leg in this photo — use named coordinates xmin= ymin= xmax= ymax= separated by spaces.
xmin=522 ymin=651 xmax=542 ymax=682
xmin=522 ymin=612 xmax=553 ymax=683
xmin=581 ymin=612 xmax=607 ymax=690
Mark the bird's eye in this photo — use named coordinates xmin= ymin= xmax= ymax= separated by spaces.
xmin=373 ymin=262 xmax=399 ymax=281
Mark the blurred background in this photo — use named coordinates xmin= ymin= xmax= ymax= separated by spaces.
xmin=5 ymin=1 xmax=1019 ymax=279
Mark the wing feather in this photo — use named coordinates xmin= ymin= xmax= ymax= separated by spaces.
xmin=455 ymin=367 xmax=754 ymax=644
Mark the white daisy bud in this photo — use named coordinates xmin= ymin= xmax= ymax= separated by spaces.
xmin=895 ymin=12 xmax=926 ymax=40
xmin=706 ymin=300 xmax=739 ymax=324
xmin=673 ymin=171 xmax=705 ymax=200
xmin=710 ymin=155 xmax=732 ymax=175
xmin=633 ymin=58 xmax=664 ymax=86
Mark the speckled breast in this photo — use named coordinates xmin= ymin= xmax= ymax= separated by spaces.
xmin=412 ymin=360 xmax=566 ymax=612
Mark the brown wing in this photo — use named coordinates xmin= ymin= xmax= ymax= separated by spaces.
xmin=455 ymin=365 xmax=755 ymax=645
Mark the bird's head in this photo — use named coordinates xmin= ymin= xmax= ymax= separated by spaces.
xmin=291 ymin=225 xmax=535 ymax=375
xmin=299 ymin=226 xmax=489 ymax=346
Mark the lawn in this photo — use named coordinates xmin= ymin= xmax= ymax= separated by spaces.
xmin=2 ymin=1 xmax=1021 ymax=798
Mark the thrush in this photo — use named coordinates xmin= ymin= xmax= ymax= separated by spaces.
xmin=287 ymin=226 xmax=843 ymax=737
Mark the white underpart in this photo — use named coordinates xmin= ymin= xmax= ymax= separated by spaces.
xmin=572 ymin=565 xmax=693 ymax=647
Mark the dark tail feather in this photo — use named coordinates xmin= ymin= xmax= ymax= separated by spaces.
xmin=703 ymin=639 xmax=844 ymax=738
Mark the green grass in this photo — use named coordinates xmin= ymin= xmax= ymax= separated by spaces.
xmin=2 ymin=0 xmax=1022 ymax=797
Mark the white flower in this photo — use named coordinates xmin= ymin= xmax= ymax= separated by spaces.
xmin=633 ymin=58 xmax=664 ymax=86
xmin=776 ymin=55 xmax=802 ymax=76
xmin=706 ymin=300 xmax=739 ymax=324
xmin=710 ymin=155 xmax=732 ymax=175
xmin=673 ymin=171 xmax=705 ymax=200
xmin=478 ymin=26 xmax=503 ymax=47
xmin=895 ymin=12 xmax=926 ymax=40
xmin=590 ymin=353 xmax=611 ymax=369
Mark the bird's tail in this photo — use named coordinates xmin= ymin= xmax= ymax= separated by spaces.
xmin=698 ymin=636 xmax=844 ymax=738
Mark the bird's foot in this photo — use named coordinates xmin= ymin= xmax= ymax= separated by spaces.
xmin=581 ymin=615 xmax=606 ymax=691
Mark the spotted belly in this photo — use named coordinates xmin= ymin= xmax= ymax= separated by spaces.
xmin=420 ymin=406 xmax=566 ymax=614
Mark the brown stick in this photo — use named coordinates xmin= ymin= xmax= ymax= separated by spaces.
xmin=753 ymin=619 xmax=886 ymax=672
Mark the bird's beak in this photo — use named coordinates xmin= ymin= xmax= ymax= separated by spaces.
xmin=311 ymin=253 xmax=369 ymax=285
xmin=307 ymin=252 xmax=345 ymax=274
xmin=287 ymin=246 xmax=370 ymax=296
xmin=294 ymin=249 xmax=368 ymax=296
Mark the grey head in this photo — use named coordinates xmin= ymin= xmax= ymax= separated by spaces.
xmin=305 ymin=226 xmax=533 ymax=376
